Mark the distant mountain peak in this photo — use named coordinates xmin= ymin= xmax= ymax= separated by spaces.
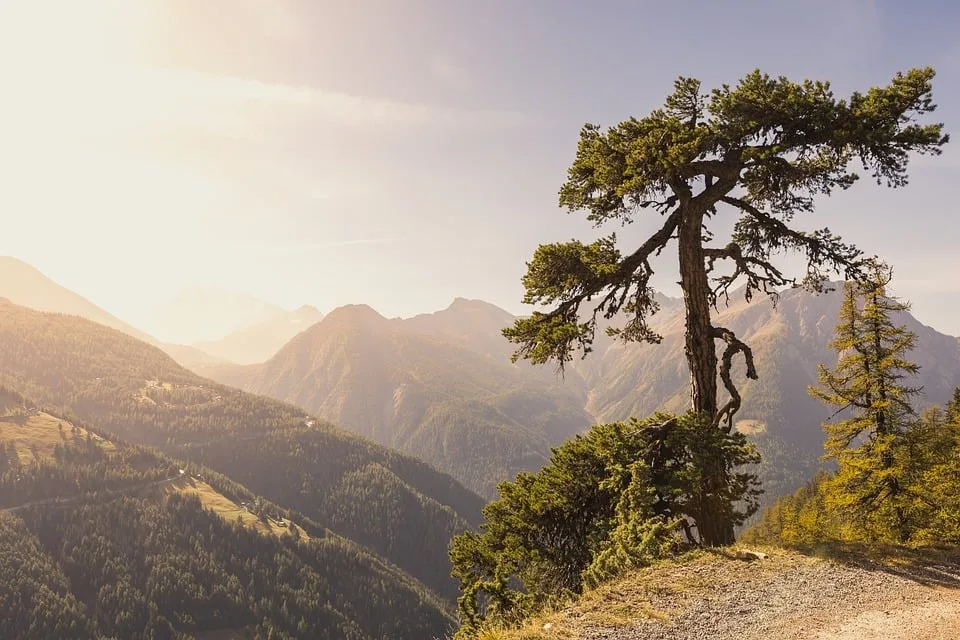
xmin=149 ymin=288 xmax=289 ymax=344
xmin=323 ymin=303 xmax=387 ymax=324
xmin=444 ymin=297 xmax=513 ymax=315
xmin=294 ymin=304 xmax=321 ymax=314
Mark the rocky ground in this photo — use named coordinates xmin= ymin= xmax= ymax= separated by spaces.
xmin=502 ymin=546 xmax=960 ymax=640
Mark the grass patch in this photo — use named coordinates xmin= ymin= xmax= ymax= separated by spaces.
xmin=164 ymin=477 xmax=310 ymax=541
xmin=0 ymin=411 xmax=114 ymax=463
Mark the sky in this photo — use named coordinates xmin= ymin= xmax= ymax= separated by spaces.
xmin=2 ymin=0 xmax=960 ymax=339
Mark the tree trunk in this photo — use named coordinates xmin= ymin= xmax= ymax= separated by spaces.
xmin=677 ymin=205 xmax=735 ymax=547
xmin=677 ymin=207 xmax=718 ymax=418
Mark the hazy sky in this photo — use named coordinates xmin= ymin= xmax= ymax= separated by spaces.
xmin=2 ymin=0 xmax=960 ymax=334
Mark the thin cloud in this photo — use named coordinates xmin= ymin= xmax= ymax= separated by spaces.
xmin=3 ymin=61 xmax=537 ymax=148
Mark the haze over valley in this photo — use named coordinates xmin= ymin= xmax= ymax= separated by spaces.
xmin=3 ymin=2 xmax=960 ymax=639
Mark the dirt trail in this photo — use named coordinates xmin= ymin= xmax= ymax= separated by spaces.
xmin=545 ymin=548 xmax=960 ymax=640
xmin=812 ymin=596 xmax=960 ymax=640
xmin=594 ymin=552 xmax=959 ymax=640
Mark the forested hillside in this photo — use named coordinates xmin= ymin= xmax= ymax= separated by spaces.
xmin=0 ymin=393 xmax=453 ymax=639
xmin=209 ymin=303 xmax=592 ymax=497
xmin=0 ymin=300 xmax=484 ymax=603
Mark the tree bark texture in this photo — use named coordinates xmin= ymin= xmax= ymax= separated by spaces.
xmin=677 ymin=204 xmax=736 ymax=546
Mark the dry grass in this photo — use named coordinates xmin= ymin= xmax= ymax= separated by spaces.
xmin=163 ymin=476 xmax=310 ymax=541
xmin=0 ymin=411 xmax=115 ymax=463
xmin=478 ymin=546 xmax=804 ymax=640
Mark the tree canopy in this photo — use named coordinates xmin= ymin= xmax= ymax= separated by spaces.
xmin=743 ymin=277 xmax=960 ymax=547
xmin=503 ymin=68 xmax=947 ymax=544
xmin=808 ymin=267 xmax=926 ymax=542
xmin=449 ymin=411 xmax=760 ymax=637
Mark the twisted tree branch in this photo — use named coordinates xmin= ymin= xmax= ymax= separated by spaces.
xmin=703 ymin=241 xmax=788 ymax=307
xmin=711 ymin=326 xmax=759 ymax=431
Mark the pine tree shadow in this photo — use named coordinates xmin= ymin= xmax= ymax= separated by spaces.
xmin=791 ymin=541 xmax=960 ymax=589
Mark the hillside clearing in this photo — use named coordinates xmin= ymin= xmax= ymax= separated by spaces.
xmin=0 ymin=410 xmax=115 ymax=462
xmin=485 ymin=546 xmax=960 ymax=640
xmin=163 ymin=476 xmax=310 ymax=540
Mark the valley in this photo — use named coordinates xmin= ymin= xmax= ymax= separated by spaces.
xmin=4 ymin=257 xmax=960 ymax=513
xmin=2 ymin=8 xmax=958 ymax=637
xmin=193 ymin=285 xmax=960 ymax=508
xmin=0 ymin=299 xmax=484 ymax=613
xmin=0 ymin=383 xmax=459 ymax=639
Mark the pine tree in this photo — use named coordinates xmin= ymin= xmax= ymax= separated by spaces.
xmin=810 ymin=264 xmax=921 ymax=541
xmin=503 ymin=68 xmax=947 ymax=545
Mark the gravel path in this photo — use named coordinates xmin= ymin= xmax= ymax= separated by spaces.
xmin=573 ymin=549 xmax=960 ymax=640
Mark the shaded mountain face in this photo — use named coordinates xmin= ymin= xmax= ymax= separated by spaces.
xmin=147 ymin=287 xmax=290 ymax=344
xmin=0 ymin=394 xmax=454 ymax=639
xmin=211 ymin=302 xmax=593 ymax=498
xmin=0 ymin=300 xmax=484 ymax=603
xmin=0 ymin=256 xmax=224 ymax=370
xmin=195 ymin=304 xmax=324 ymax=364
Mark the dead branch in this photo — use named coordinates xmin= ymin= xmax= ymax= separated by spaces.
xmin=711 ymin=325 xmax=759 ymax=431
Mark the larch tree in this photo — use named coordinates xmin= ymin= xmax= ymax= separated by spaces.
xmin=812 ymin=264 xmax=921 ymax=457
xmin=503 ymin=68 xmax=948 ymax=546
xmin=810 ymin=265 xmax=922 ymax=541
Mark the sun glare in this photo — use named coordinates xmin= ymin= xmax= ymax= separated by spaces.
xmin=0 ymin=0 xmax=153 ymax=69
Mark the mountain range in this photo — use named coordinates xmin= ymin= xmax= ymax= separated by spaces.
xmin=201 ymin=285 xmax=960 ymax=505
xmin=206 ymin=301 xmax=592 ymax=497
xmin=4 ymin=255 xmax=960 ymax=509
xmin=0 ymin=298 xmax=484 ymax=629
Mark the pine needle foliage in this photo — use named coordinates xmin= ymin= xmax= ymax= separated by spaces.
xmin=450 ymin=412 xmax=760 ymax=638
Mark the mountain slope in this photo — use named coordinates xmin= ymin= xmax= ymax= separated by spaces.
xmin=214 ymin=303 xmax=593 ymax=498
xmin=573 ymin=285 xmax=960 ymax=501
xmin=0 ymin=256 xmax=224 ymax=370
xmin=0 ymin=392 xmax=454 ymax=639
xmin=0 ymin=299 xmax=484 ymax=602
xmin=230 ymin=287 xmax=960 ymax=507
xmin=0 ymin=256 xmax=155 ymax=342
xmin=195 ymin=304 xmax=324 ymax=364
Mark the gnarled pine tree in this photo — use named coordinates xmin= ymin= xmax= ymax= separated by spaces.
xmin=503 ymin=68 xmax=947 ymax=546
